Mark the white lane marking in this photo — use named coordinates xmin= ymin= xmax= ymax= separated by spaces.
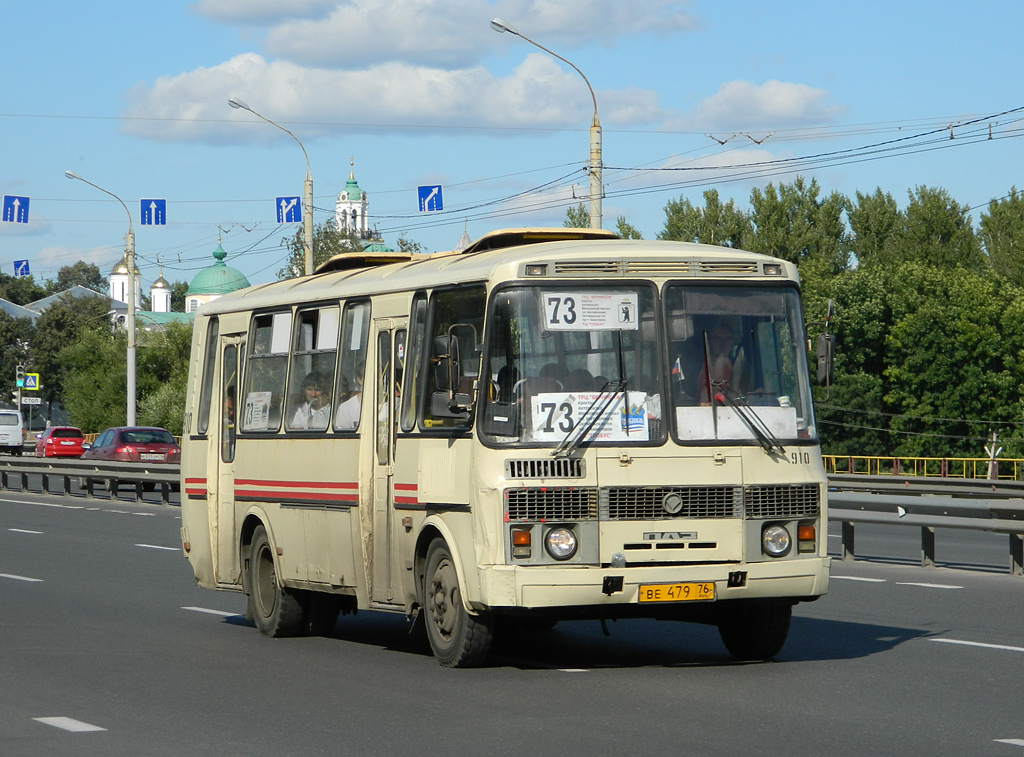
xmin=183 ymin=606 xmax=237 ymax=617
xmin=136 ymin=544 xmax=178 ymax=551
xmin=33 ymin=716 xmax=106 ymax=733
xmin=932 ymin=638 xmax=1024 ymax=654
xmin=994 ymin=739 xmax=1024 ymax=746
xmin=558 ymin=669 xmax=589 ymax=673
xmin=0 ymin=573 xmax=43 ymax=582
xmin=8 ymin=528 xmax=43 ymax=534
xmin=897 ymin=582 xmax=962 ymax=590
xmin=831 ymin=575 xmax=886 ymax=582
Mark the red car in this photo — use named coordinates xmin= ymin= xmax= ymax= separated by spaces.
xmin=81 ymin=426 xmax=181 ymax=464
xmin=35 ymin=426 xmax=85 ymax=458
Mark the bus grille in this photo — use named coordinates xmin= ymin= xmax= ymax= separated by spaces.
xmin=505 ymin=458 xmax=585 ymax=479
xmin=505 ymin=487 xmax=598 ymax=521
xmin=600 ymin=486 xmax=741 ymax=520
xmin=744 ymin=484 xmax=820 ymax=519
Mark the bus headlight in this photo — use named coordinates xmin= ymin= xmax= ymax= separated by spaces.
xmin=762 ymin=524 xmax=792 ymax=557
xmin=544 ymin=527 xmax=578 ymax=561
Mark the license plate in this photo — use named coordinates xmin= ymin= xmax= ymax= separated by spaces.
xmin=140 ymin=453 xmax=164 ymax=461
xmin=638 ymin=582 xmax=715 ymax=603
xmin=60 ymin=441 xmax=75 ymax=446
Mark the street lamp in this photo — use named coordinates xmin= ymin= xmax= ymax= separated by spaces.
xmin=228 ymin=97 xmax=315 ymax=276
xmin=491 ymin=18 xmax=602 ymax=230
xmin=64 ymin=170 xmax=137 ymax=425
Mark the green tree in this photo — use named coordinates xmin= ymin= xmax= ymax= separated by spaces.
xmin=61 ymin=329 xmax=128 ymax=431
xmin=0 ymin=273 xmax=46 ymax=306
xmin=898 ymin=186 xmax=984 ymax=271
xmin=883 ymin=263 xmax=1023 ymax=457
xmin=278 ymin=220 xmax=363 ymax=280
xmin=615 ymin=216 xmax=643 ymax=239
xmin=848 ymin=188 xmax=902 ymax=268
xmin=51 ymin=261 xmax=107 ymax=294
xmin=563 ymin=203 xmax=589 ymax=229
xmin=29 ymin=294 xmax=113 ymax=407
xmin=0 ymin=313 xmax=34 ymax=405
xmin=980 ymin=188 xmax=1024 ymax=285
xmin=170 ymin=281 xmax=189 ymax=312
xmin=659 ymin=189 xmax=751 ymax=247
xmin=396 ymin=234 xmax=428 ymax=254
xmin=136 ymin=321 xmax=193 ymax=435
xmin=748 ymin=176 xmax=850 ymax=274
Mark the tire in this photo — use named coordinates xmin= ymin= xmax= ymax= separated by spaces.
xmin=718 ymin=601 xmax=792 ymax=661
xmin=248 ymin=525 xmax=305 ymax=637
xmin=422 ymin=538 xmax=493 ymax=667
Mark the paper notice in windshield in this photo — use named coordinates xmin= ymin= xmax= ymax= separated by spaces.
xmin=543 ymin=292 xmax=639 ymax=331
xmin=528 ymin=391 xmax=651 ymax=443
xmin=244 ymin=391 xmax=272 ymax=431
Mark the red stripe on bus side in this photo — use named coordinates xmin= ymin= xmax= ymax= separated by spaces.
xmin=235 ymin=489 xmax=358 ymax=502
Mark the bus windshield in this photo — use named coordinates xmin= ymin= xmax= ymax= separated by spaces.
xmin=481 ymin=284 xmax=664 ymax=446
xmin=664 ymin=283 xmax=816 ymax=445
xmin=480 ymin=282 xmax=816 ymax=448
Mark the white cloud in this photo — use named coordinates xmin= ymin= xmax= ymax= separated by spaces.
xmin=120 ymin=52 xmax=666 ymax=143
xmin=687 ymin=80 xmax=842 ymax=131
xmin=190 ymin=0 xmax=337 ymax=25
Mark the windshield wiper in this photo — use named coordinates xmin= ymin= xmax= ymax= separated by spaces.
xmin=552 ymin=379 xmax=627 ymax=458
xmin=718 ymin=391 xmax=786 ymax=456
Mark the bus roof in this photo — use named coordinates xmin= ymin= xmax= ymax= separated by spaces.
xmin=197 ymin=230 xmax=797 ymax=317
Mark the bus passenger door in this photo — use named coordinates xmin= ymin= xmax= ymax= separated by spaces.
xmin=371 ymin=319 xmax=406 ymax=604
xmin=213 ymin=336 xmax=243 ymax=585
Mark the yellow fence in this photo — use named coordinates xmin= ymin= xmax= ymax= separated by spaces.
xmin=823 ymin=455 xmax=1024 ymax=481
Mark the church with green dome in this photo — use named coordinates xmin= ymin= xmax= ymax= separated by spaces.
xmin=184 ymin=242 xmax=251 ymax=313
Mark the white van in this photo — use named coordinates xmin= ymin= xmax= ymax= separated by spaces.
xmin=0 ymin=409 xmax=24 ymax=455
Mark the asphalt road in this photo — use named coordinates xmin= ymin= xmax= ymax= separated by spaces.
xmin=1 ymin=489 xmax=1023 ymax=756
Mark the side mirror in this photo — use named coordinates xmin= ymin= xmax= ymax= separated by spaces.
xmin=35 ymin=433 xmax=42 ymax=439
xmin=82 ymin=442 xmax=92 ymax=450
xmin=816 ymin=333 xmax=835 ymax=386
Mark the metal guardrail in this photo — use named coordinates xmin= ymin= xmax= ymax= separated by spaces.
xmin=0 ymin=457 xmax=179 ymax=506
xmin=828 ymin=474 xmax=1024 ymax=576
xmin=824 ymin=454 xmax=1024 ymax=480
xmin=2 ymin=459 xmax=1021 ymax=574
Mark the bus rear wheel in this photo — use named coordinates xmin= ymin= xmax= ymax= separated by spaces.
xmin=249 ymin=525 xmax=304 ymax=637
xmin=717 ymin=601 xmax=792 ymax=661
xmin=423 ymin=538 xmax=493 ymax=667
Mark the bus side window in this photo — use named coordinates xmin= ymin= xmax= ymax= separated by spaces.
xmin=400 ymin=294 xmax=427 ymax=431
xmin=196 ymin=317 xmax=219 ymax=435
xmin=242 ymin=311 xmax=291 ymax=432
xmin=285 ymin=306 xmax=339 ymax=432
xmin=333 ymin=301 xmax=370 ymax=432
xmin=222 ymin=344 xmax=238 ymax=462
xmin=421 ymin=285 xmax=485 ymax=429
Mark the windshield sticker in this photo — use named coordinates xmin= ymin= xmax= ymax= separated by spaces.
xmin=543 ymin=292 xmax=639 ymax=331
xmin=528 ymin=391 xmax=651 ymax=443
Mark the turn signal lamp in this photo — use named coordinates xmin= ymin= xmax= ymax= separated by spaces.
xmin=511 ymin=528 xmax=531 ymax=558
xmin=798 ymin=523 xmax=816 ymax=553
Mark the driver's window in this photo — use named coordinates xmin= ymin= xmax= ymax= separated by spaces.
xmin=420 ymin=285 xmax=485 ymax=430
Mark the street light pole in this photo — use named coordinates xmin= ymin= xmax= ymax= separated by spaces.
xmin=228 ymin=97 xmax=315 ymax=275
xmin=64 ymin=171 xmax=137 ymax=425
xmin=490 ymin=18 xmax=602 ymax=230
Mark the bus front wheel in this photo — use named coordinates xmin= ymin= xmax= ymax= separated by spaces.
xmin=249 ymin=525 xmax=304 ymax=637
xmin=423 ymin=539 xmax=493 ymax=667
xmin=717 ymin=600 xmax=792 ymax=661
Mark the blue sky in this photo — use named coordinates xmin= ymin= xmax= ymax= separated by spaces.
xmin=2 ymin=0 xmax=1022 ymax=292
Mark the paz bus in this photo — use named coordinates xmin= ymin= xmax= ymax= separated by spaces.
xmin=180 ymin=228 xmax=830 ymax=667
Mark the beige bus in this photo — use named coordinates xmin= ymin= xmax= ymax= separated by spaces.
xmin=180 ymin=228 xmax=830 ymax=667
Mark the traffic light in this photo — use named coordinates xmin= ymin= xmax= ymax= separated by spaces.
xmin=15 ymin=364 xmax=25 ymax=388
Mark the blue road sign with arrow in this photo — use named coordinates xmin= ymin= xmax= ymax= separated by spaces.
xmin=140 ymin=199 xmax=167 ymax=225
xmin=2 ymin=195 xmax=30 ymax=223
xmin=277 ymin=197 xmax=301 ymax=223
xmin=13 ymin=260 xmax=30 ymax=277
xmin=418 ymin=185 xmax=443 ymax=212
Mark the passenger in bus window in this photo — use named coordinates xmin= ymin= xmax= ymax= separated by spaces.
xmin=334 ymin=363 xmax=363 ymax=430
xmin=291 ymin=372 xmax=331 ymax=430
xmin=697 ymin=321 xmax=747 ymax=404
